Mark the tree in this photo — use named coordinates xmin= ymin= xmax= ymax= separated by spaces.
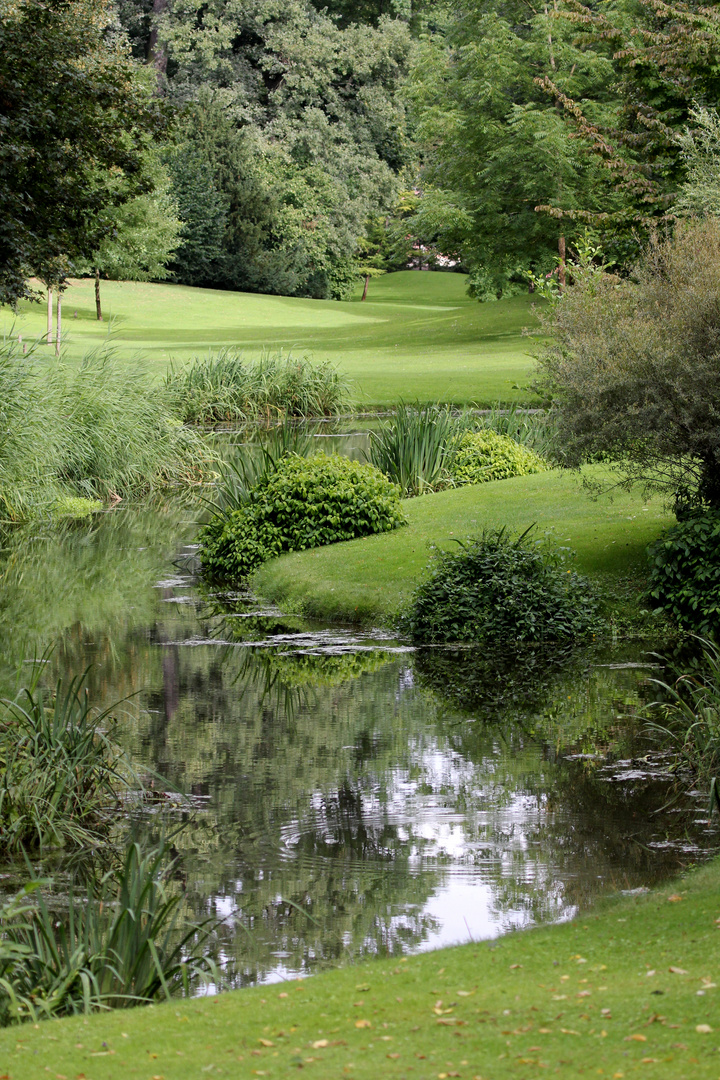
xmin=79 ymin=152 xmax=182 ymax=319
xmin=0 ymin=0 xmax=166 ymax=308
xmin=536 ymin=218 xmax=720 ymax=512
xmin=407 ymin=0 xmax=618 ymax=295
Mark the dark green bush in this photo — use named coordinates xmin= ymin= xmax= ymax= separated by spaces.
xmin=401 ymin=528 xmax=599 ymax=643
xmin=200 ymin=452 xmax=406 ymax=580
xmin=450 ymin=429 xmax=548 ymax=485
xmin=645 ymin=512 xmax=720 ymax=633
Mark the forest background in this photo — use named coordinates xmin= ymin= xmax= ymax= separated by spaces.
xmin=2 ymin=0 xmax=720 ymax=311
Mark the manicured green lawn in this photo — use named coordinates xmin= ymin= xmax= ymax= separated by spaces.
xmin=1 ymin=273 xmax=541 ymax=407
xmin=253 ymin=468 xmax=672 ymax=624
xmin=1 ymin=857 xmax=718 ymax=1080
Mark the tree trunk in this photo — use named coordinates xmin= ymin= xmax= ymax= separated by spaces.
xmin=95 ymin=268 xmax=103 ymax=320
xmin=361 ymin=274 xmax=370 ymax=301
xmin=147 ymin=0 xmax=168 ymax=78
xmin=55 ymin=292 xmax=62 ymax=358
xmin=558 ymin=234 xmax=566 ymax=292
xmin=47 ymin=287 xmax=53 ymax=344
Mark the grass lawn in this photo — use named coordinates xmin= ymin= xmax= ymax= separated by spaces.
xmin=1 ymin=273 xmax=541 ymax=407
xmin=252 ymin=468 xmax=673 ymax=625
xmin=1 ymin=857 xmax=718 ymax=1080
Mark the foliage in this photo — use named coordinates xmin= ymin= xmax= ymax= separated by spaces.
xmin=200 ymin=452 xmax=406 ymax=580
xmin=366 ymin=403 xmax=464 ymax=495
xmin=675 ymin=105 xmax=720 ymax=217
xmin=149 ymin=4 xmax=414 ymax=299
xmin=0 ymin=338 xmax=212 ymax=521
xmin=0 ymin=673 xmax=138 ymax=855
xmin=645 ymin=512 xmax=720 ymax=635
xmin=535 ymin=218 xmax=720 ymax=512
xmin=476 ymin=404 xmax=558 ymax=460
xmin=401 ymin=528 xmax=599 ymax=643
xmin=0 ymin=0 xmax=166 ymax=305
xmin=165 ymin=350 xmax=350 ymax=424
xmin=645 ymin=637 xmax=720 ymax=781
xmin=0 ymin=843 xmax=216 ymax=1024
xmin=50 ymin=497 xmax=104 ymax=521
xmin=450 ymin=429 xmax=548 ymax=486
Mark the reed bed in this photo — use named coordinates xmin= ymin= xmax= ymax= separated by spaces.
xmin=165 ymin=349 xmax=351 ymax=424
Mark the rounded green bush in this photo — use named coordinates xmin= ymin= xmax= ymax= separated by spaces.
xmin=450 ymin=429 xmax=548 ymax=485
xmin=401 ymin=529 xmax=599 ymax=644
xmin=646 ymin=511 xmax=720 ymax=633
xmin=200 ymin=452 xmax=406 ymax=580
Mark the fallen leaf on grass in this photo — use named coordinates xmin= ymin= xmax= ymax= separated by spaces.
xmin=696 ymin=1024 xmax=713 ymax=1034
xmin=311 ymin=1040 xmax=328 ymax=1049
xmin=560 ymin=1029 xmax=580 ymax=1035
xmin=355 ymin=984 xmax=370 ymax=992
xmin=387 ymin=1053 xmax=400 ymax=1059
xmin=625 ymin=1034 xmax=647 ymax=1042
xmin=667 ymin=894 xmax=683 ymax=902
xmin=259 ymin=1039 xmax=274 ymax=1047
xmin=668 ymin=966 xmax=688 ymax=975
xmin=355 ymin=1020 xmax=371 ymax=1029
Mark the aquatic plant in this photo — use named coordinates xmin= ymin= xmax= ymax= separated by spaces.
xmin=401 ymin=527 xmax=600 ymax=644
xmin=366 ymin=403 xmax=464 ymax=496
xmin=0 ymin=843 xmax=216 ymax=1025
xmin=645 ymin=637 xmax=720 ymax=782
xmin=200 ymin=452 xmax=406 ymax=580
xmin=165 ymin=349 xmax=351 ymax=423
xmin=0 ymin=673 xmax=139 ymax=855
xmin=475 ymin=403 xmax=558 ymax=460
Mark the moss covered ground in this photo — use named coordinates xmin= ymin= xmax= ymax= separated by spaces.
xmin=252 ymin=467 xmax=673 ymax=625
xmin=1 ymin=273 xmax=540 ymax=407
xmin=1 ymin=857 xmax=718 ymax=1079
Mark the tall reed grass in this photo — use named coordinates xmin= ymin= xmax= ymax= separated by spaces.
xmin=0 ymin=673 xmax=139 ymax=855
xmin=0 ymin=843 xmax=216 ymax=1024
xmin=366 ymin=403 xmax=465 ymax=496
xmin=475 ymin=403 xmax=558 ymax=460
xmin=165 ymin=349 xmax=351 ymax=424
xmin=0 ymin=336 xmax=212 ymax=523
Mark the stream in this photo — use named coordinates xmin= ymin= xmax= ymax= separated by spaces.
xmin=1 ymin=423 xmax=718 ymax=990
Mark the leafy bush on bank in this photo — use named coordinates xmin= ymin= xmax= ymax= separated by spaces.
xmin=165 ymin=350 xmax=351 ymax=423
xmin=645 ymin=512 xmax=720 ymax=634
xmin=450 ymin=429 xmax=548 ymax=485
xmin=401 ymin=528 xmax=599 ymax=643
xmin=200 ymin=452 xmax=406 ymax=580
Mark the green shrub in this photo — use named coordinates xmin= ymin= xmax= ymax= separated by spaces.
xmin=165 ymin=350 xmax=351 ymax=424
xmin=450 ymin=429 xmax=549 ymax=486
xmin=200 ymin=452 xmax=406 ymax=580
xmin=401 ymin=528 xmax=599 ymax=643
xmin=645 ymin=512 xmax=720 ymax=633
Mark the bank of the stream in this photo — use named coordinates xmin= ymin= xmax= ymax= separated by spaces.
xmin=252 ymin=466 xmax=672 ymax=625
xmin=1 ymin=855 xmax=719 ymax=1079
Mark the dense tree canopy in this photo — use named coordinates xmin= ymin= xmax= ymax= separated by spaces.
xmin=0 ymin=0 xmax=165 ymax=306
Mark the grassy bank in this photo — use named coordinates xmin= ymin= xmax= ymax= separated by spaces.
xmin=1 ymin=857 xmax=718 ymax=1079
xmin=2 ymin=273 xmax=540 ymax=407
xmin=252 ymin=468 xmax=672 ymax=624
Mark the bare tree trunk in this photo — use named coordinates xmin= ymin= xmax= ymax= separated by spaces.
xmin=55 ymin=292 xmax=62 ymax=358
xmin=558 ymin=235 xmax=566 ymax=292
xmin=147 ymin=0 xmax=168 ymax=78
xmin=361 ymin=274 xmax=370 ymax=301
xmin=95 ymin=268 xmax=103 ymax=320
xmin=47 ymin=287 xmax=53 ymax=344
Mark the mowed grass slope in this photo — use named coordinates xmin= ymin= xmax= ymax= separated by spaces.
xmin=1 ymin=858 xmax=719 ymax=1080
xmin=253 ymin=467 xmax=672 ymax=624
xmin=1 ymin=273 xmax=541 ymax=407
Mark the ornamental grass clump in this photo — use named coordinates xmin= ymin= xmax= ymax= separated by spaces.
xmin=165 ymin=349 xmax=351 ymax=423
xmin=200 ymin=452 xmax=406 ymax=580
xmin=450 ymin=429 xmax=549 ymax=486
xmin=366 ymin=403 xmax=463 ymax=496
xmin=402 ymin=528 xmax=599 ymax=644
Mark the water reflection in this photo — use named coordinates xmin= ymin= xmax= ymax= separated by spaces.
xmin=0 ymin=504 xmax=717 ymax=988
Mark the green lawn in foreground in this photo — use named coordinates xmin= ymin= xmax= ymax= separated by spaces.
xmin=1 ymin=272 xmax=541 ymax=407
xmin=253 ymin=468 xmax=672 ymax=624
xmin=1 ymin=857 xmax=718 ymax=1080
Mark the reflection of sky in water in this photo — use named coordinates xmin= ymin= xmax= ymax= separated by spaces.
xmin=2 ymin=501 xmax=717 ymax=990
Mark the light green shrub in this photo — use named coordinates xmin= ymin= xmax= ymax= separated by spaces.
xmin=451 ymin=429 xmax=549 ymax=485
